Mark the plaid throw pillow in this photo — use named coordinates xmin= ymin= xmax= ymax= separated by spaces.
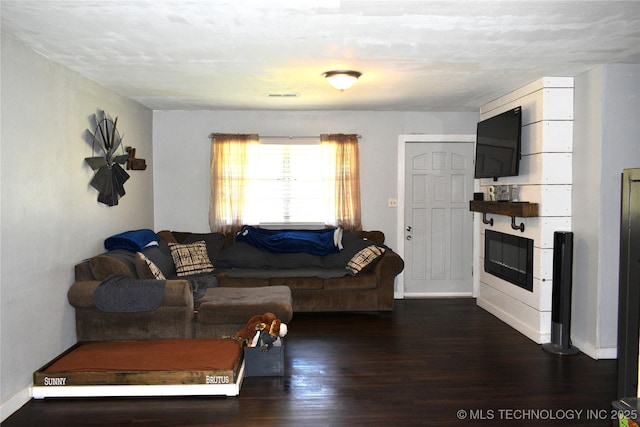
xmin=168 ymin=241 xmax=214 ymax=277
xmin=346 ymin=245 xmax=386 ymax=274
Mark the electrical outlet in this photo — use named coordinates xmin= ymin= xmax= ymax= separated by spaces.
xmin=388 ymin=198 xmax=398 ymax=208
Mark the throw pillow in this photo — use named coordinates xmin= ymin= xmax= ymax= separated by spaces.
xmin=346 ymin=245 xmax=386 ymax=274
xmin=183 ymin=233 xmax=226 ymax=264
xmin=168 ymin=241 xmax=214 ymax=276
xmin=142 ymin=245 xmax=176 ymax=278
xmin=135 ymin=252 xmax=166 ymax=280
xmin=322 ymin=233 xmax=372 ymax=268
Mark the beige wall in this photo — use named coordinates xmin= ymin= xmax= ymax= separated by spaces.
xmin=0 ymin=36 xmax=154 ymax=420
xmin=572 ymin=64 xmax=640 ymax=359
xmin=151 ymin=110 xmax=479 ymax=252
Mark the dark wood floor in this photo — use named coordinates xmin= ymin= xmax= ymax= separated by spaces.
xmin=3 ymin=299 xmax=619 ymax=426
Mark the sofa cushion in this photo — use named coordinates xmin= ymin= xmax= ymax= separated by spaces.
xmin=322 ymin=232 xmax=373 ymax=268
xmin=142 ymin=245 xmax=176 ymax=278
xmin=168 ymin=241 xmax=214 ymax=276
xmin=268 ymin=276 xmax=324 ymax=290
xmin=215 ymin=242 xmax=270 ymax=269
xmin=196 ymin=286 xmax=293 ymax=324
xmin=215 ymin=274 xmax=271 ymax=288
xmin=323 ymin=271 xmax=378 ymax=290
xmin=135 ymin=252 xmax=166 ymax=280
xmin=346 ymin=245 xmax=386 ymax=274
xmin=89 ymin=250 xmax=136 ymax=280
xmin=183 ymin=233 xmax=226 ymax=264
xmin=225 ymin=267 xmax=349 ymax=280
xmin=264 ymin=251 xmax=325 ymax=269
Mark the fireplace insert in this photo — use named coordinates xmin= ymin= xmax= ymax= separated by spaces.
xmin=484 ymin=230 xmax=533 ymax=291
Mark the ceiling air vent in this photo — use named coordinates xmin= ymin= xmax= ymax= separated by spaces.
xmin=267 ymin=93 xmax=299 ymax=98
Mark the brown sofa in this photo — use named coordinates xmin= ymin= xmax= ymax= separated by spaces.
xmin=67 ymin=229 xmax=403 ymax=341
xmin=68 ymin=276 xmax=196 ymax=341
xmin=161 ymin=229 xmax=404 ymax=313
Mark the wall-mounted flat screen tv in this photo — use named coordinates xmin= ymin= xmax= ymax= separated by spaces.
xmin=474 ymin=106 xmax=522 ymax=180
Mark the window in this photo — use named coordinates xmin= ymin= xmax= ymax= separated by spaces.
xmin=244 ymin=140 xmax=328 ymax=225
xmin=209 ymin=133 xmax=361 ymax=233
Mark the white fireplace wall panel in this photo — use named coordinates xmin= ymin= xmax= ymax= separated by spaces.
xmin=480 ymin=269 xmax=552 ymax=314
xmin=479 ymin=232 xmax=552 ymax=306
xmin=518 ymin=153 xmax=573 ymax=186
xmin=523 ymin=120 xmax=573 ymax=153
xmin=520 ymin=185 xmax=571 ymax=216
xmin=479 ymin=280 xmax=552 ymax=341
xmin=475 ymin=77 xmax=574 ymax=344
xmin=481 ymin=79 xmax=574 ymax=122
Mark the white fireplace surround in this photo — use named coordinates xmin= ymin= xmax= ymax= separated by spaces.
xmin=474 ymin=77 xmax=573 ymax=344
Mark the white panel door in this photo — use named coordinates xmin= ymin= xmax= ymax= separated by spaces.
xmin=403 ymin=142 xmax=474 ymax=295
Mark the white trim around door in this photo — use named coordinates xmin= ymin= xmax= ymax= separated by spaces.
xmin=396 ymin=134 xmax=477 ymax=299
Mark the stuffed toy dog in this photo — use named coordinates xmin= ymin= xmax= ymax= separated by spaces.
xmin=235 ymin=312 xmax=288 ymax=347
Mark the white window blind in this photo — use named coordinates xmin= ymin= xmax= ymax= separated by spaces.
xmin=243 ymin=139 xmax=334 ymax=226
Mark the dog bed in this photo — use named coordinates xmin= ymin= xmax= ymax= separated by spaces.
xmin=32 ymin=339 xmax=244 ymax=398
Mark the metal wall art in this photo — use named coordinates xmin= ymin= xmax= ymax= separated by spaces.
xmin=126 ymin=147 xmax=147 ymax=170
xmin=85 ymin=112 xmax=129 ymax=206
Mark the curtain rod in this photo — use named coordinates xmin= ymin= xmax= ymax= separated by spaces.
xmin=207 ymin=134 xmax=362 ymax=139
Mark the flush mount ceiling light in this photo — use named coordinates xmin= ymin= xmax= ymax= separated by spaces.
xmin=322 ymin=70 xmax=362 ymax=91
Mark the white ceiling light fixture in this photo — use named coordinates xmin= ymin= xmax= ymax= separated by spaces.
xmin=323 ymin=70 xmax=362 ymax=91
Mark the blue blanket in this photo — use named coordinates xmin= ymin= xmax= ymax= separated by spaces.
xmin=236 ymin=225 xmax=340 ymax=256
xmin=104 ymin=229 xmax=159 ymax=252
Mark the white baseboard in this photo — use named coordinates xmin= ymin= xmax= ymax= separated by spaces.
xmin=477 ymin=297 xmax=549 ymax=344
xmin=402 ymin=292 xmax=473 ymax=298
xmin=1 ymin=385 xmax=31 ymax=423
xmin=569 ymin=336 xmax=617 ymax=360
xmin=478 ymin=297 xmax=618 ymax=360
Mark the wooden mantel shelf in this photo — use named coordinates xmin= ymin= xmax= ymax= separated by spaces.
xmin=469 ymin=201 xmax=539 ymax=217
xmin=469 ymin=200 xmax=539 ymax=232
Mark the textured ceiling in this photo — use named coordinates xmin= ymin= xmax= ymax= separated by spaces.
xmin=2 ymin=0 xmax=639 ymax=111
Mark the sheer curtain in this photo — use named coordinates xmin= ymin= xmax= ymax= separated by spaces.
xmin=209 ymin=133 xmax=259 ymax=234
xmin=209 ymin=133 xmax=361 ymax=233
xmin=321 ymin=134 xmax=362 ymax=232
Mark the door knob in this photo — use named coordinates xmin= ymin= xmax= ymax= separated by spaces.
xmin=406 ymin=235 xmax=412 ymax=240
xmin=406 ymin=226 xmax=412 ymax=232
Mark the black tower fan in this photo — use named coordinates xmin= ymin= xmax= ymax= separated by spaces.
xmin=542 ymin=231 xmax=580 ymax=355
